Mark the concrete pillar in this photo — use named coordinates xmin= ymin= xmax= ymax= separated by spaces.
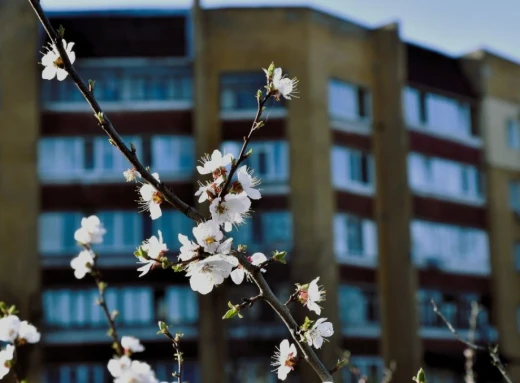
xmin=371 ymin=23 xmax=422 ymax=382
xmin=0 ymin=0 xmax=40 ymax=381
xmin=288 ymin=25 xmax=340 ymax=382
xmin=192 ymin=2 xmax=228 ymax=382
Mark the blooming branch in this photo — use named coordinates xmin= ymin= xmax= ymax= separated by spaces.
xmin=28 ymin=2 xmax=331 ymax=379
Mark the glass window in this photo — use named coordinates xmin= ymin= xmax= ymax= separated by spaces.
xmin=514 ymin=242 xmax=520 ymax=271
xmin=328 ymin=79 xmax=370 ymax=121
xmin=43 ymin=287 xmax=154 ymax=328
xmin=403 ymin=87 xmax=421 ymax=126
xmin=509 ymin=181 xmax=520 ymax=213
xmin=39 ymin=212 xmax=83 ymax=255
xmin=38 ymin=138 xmax=85 ymax=181
xmin=42 ymin=64 xmax=192 ymax=104
xmin=165 ymin=286 xmax=198 ymax=324
xmin=506 ymin=119 xmax=520 ymax=150
xmin=334 ymin=214 xmax=377 ymax=260
xmin=95 ymin=211 xmax=142 ymax=253
xmin=331 ymin=146 xmax=373 ymax=191
xmin=338 ymin=285 xmax=378 ymax=325
xmin=151 ymin=136 xmax=194 ymax=179
xmin=408 ymin=152 xmax=484 ymax=202
xmin=220 ymin=73 xmax=279 ymax=111
xmin=261 ymin=211 xmax=293 ymax=245
xmin=222 ymin=140 xmax=289 ymax=184
xmin=343 ymin=356 xmax=383 ymax=383
xmin=152 ymin=211 xmax=193 ymax=250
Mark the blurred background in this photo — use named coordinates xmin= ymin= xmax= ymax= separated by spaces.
xmin=1 ymin=0 xmax=520 ymax=382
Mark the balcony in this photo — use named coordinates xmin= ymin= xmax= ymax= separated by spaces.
xmin=40 ymin=59 xmax=192 ymax=112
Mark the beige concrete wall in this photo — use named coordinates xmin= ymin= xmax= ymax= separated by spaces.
xmin=486 ymin=166 xmax=520 ymax=380
xmin=482 ymin=97 xmax=520 ymax=171
xmin=0 ymin=0 xmax=40 ymax=381
xmin=371 ymin=24 xmax=421 ymax=382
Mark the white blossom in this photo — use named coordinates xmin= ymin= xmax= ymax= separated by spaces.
xmin=41 ymin=39 xmax=76 ymax=81
xmin=230 ymin=252 xmax=267 ymax=285
xmin=178 ymin=234 xmax=200 ymax=262
xmin=0 ymin=344 xmax=15 ymax=380
xmin=74 ymin=215 xmax=106 ymax=245
xmin=107 ymin=356 xmax=132 ymax=378
xmin=137 ymin=231 xmax=168 ymax=277
xmin=193 ymin=220 xmax=223 ymax=254
xmin=209 ymin=192 xmax=251 ymax=232
xmin=214 ymin=238 xmax=233 ymax=256
xmin=18 ymin=321 xmax=40 ymax=344
xmin=70 ymin=250 xmax=95 ymax=279
xmin=186 ymin=255 xmax=238 ymax=295
xmin=138 ymin=173 xmax=162 ymax=220
xmin=0 ymin=315 xmax=20 ymax=343
xmin=270 ymin=67 xmax=299 ymax=100
xmin=237 ymin=166 xmax=261 ymax=200
xmin=196 ymin=150 xmax=233 ymax=176
xmin=107 ymin=357 xmax=160 ymax=383
xmin=123 ymin=168 xmax=140 ymax=182
xmin=299 ymin=277 xmax=326 ymax=315
xmin=195 ymin=176 xmax=223 ymax=203
xmin=304 ymin=318 xmax=334 ymax=349
xmin=121 ymin=336 xmax=145 ymax=354
xmin=271 ymin=339 xmax=298 ymax=381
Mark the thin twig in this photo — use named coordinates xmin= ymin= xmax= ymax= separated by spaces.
xmin=219 ymin=94 xmax=270 ymax=197
xmin=465 ymin=301 xmax=479 ymax=383
xmin=84 ymin=246 xmax=123 ymax=356
xmin=238 ymin=294 xmax=263 ymax=311
xmin=160 ymin=330 xmax=183 ymax=383
xmin=431 ymin=300 xmax=513 ymax=383
xmin=285 ymin=291 xmax=299 ymax=306
xmin=28 ymin=3 xmax=334 ymax=380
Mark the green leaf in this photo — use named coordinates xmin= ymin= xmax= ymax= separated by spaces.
xmin=222 ymin=308 xmax=239 ymax=320
xmin=272 ymin=250 xmax=287 ymax=264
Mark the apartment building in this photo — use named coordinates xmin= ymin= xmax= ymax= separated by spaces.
xmin=1 ymin=1 xmax=519 ymax=382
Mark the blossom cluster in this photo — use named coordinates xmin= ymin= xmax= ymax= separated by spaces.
xmin=0 ymin=311 xmax=41 ymax=379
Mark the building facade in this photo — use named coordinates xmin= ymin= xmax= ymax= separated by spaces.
xmin=2 ymin=2 xmax=520 ymax=383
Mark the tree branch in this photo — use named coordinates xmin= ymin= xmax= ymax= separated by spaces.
xmin=431 ymin=300 xmax=513 ymax=383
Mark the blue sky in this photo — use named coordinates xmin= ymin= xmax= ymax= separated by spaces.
xmin=42 ymin=0 xmax=520 ymax=63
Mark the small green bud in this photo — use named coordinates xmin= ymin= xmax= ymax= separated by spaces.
xmin=58 ymin=25 xmax=66 ymax=38
xmin=98 ymin=282 xmax=108 ymax=293
xmin=158 ymin=321 xmax=168 ymax=332
xmin=272 ymin=250 xmax=287 ymax=264
xmin=130 ymin=143 xmax=137 ymax=154
xmin=7 ymin=305 xmax=18 ymax=315
xmin=300 ymin=316 xmax=314 ymax=332
xmin=94 ymin=112 xmax=105 ymax=124
xmin=267 ymin=62 xmax=275 ymax=77
xmin=108 ymin=139 xmax=117 ymax=147
xmin=237 ymin=244 xmax=248 ymax=252
xmin=414 ymin=368 xmax=426 ymax=383
xmin=256 ymin=89 xmax=263 ymax=100
xmin=172 ymin=264 xmax=184 ymax=272
xmin=111 ymin=310 xmax=119 ymax=320
xmin=134 ymin=246 xmax=145 ymax=259
xmin=88 ymin=79 xmax=95 ymax=92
